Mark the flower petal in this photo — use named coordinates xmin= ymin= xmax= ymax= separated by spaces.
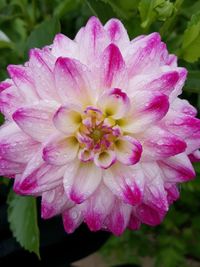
xmin=98 ymin=88 xmax=130 ymax=119
xmin=43 ymin=134 xmax=79 ymax=165
xmin=114 ymin=136 xmax=142 ymax=165
xmin=0 ymin=156 xmax=25 ymax=177
xmin=64 ymin=162 xmax=102 ymax=204
xmin=143 ymin=127 xmax=186 ymax=159
xmin=100 ymin=44 xmax=128 ymax=90
xmin=0 ymin=123 xmax=39 ymax=163
xmin=13 ymin=101 xmax=58 ymax=142
xmin=104 ymin=199 xmax=132 ymax=236
xmin=83 ymin=184 xmax=114 ymax=231
xmin=103 ymin=164 xmax=144 ymax=205
xmin=104 ymin=18 xmax=129 ymax=50
xmin=14 ymin=151 xmax=66 ymax=195
xmin=41 ymin=185 xmax=74 ymax=219
xmin=54 ymin=57 xmax=92 ymax=106
xmin=7 ymin=64 xmax=39 ymax=101
xmin=29 ymin=49 xmax=60 ymax=101
xmin=52 ymin=33 xmax=78 ymax=59
xmin=121 ymin=91 xmax=169 ymax=133
xmin=53 ymin=105 xmax=82 ymax=134
xmin=76 ymin=16 xmax=109 ymax=64
xmin=159 ymin=153 xmax=195 ymax=182
xmin=62 ymin=206 xmax=83 ymax=234
xmin=94 ymin=150 xmax=116 ymax=169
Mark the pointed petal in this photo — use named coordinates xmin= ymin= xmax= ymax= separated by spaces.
xmin=159 ymin=153 xmax=195 ymax=182
xmin=41 ymin=185 xmax=74 ymax=219
xmin=54 ymin=57 xmax=92 ymax=106
xmin=52 ymin=33 xmax=78 ymax=59
xmin=29 ymin=49 xmax=60 ymax=101
xmin=104 ymin=18 xmax=129 ymax=49
xmin=105 ymin=199 xmax=132 ymax=236
xmin=64 ymin=162 xmax=102 ymax=204
xmin=100 ymin=44 xmax=128 ymax=90
xmin=143 ymin=127 xmax=186 ymax=159
xmin=43 ymin=134 xmax=79 ymax=165
xmin=83 ymin=184 xmax=114 ymax=231
xmin=103 ymin=164 xmax=144 ymax=205
xmin=14 ymin=151 xmax=66 ymax=195
xmin=0 ymin=157 xmax=25 ymax=177
xmin=62 ymin=206 xmax=83 ymax=234
xmin=7 ymin=64 xmax=39 ymax=101
xmin=13 ymin=101 xmax=58 ymax=142
xmin=0 ymin=123 xmax=39 ymax=163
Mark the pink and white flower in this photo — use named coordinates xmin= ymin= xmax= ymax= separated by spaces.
xmin=0 ymin=17 xmax=199 ymax=235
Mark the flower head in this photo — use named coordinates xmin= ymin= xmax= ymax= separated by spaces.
xmin=0 ymin=17 xmax=200 ymax=235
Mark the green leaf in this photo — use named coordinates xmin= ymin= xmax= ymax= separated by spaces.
xmin=0 ymin=30 xmax=13 ymax=49
xmin=54 ymin=0 xmax=81 ymax=18
xmin=138 ymin=0 xmax=174 ymax=29
xmin=86 ymin=0 xmax=116 ymax=23
xmin=26 ymin=17 xmax=60 ymax=51
xmin=7 ymin=190 xmax=40 ymax=258
xmin=184 ymin=70 xmax=200 ymax=93
xmin=181 ymin=11 xmax=200 ymax=62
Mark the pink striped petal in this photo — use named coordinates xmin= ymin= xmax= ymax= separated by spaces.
xmin=122 ymin=91 xmax=169 ymax=133
xmin=54 ymin=57 xmax=92 ymax=106
xmin=128 ymin=213 xmax=141 ymax=230
xmin=83 ymin=185 xmax=114 ymax=231
xmin=100 ymin=44 xmax=128 ymax=90
xmin=53 ymin=105 xmax=82 ymax=134
xmin=14 ymin=151 xmax=66 ymax=195
xmin=104 ymin=18 xmax=129 ymax=49
xmin=43 ymin=134 xmax=79 ymax=165
xmin=104 ymin=199 xmax=132 ymax=236
xmin=189 ymin=150 xmax=200 ymax=162
xmin=0 ymin=123 xmax=39 ymax=163
xmin=114 ymin=136 xmax=142 ymax=165
xmin=136 ymin=204 xmax=166 ymax=226
xmin=0 ymin=85 xmax=23 ymax=119
xmin=165 ymin=183 xmax=179 ymax=204
xmin=0 ymin=156 xmax=25 ymax=177
xmin=7 ymin=65 xmax=39 ymax=101
xmin=143 ymin=127 xmax=186 ymax=159
xmin=0 ymin=79 xmax=12 ymax=92
xmin=76 ymin=16 xmax=109 ymax=64
xmin=52 ymin=33 xmax=78 ymax=59
xmin=13 ymin=101 xmax=58 ymax=142
xmin=64 ymin=162 xmax=102 ymax=204
xmin=98 ymin=88 xmax=130 ymax=119
xmin=103 ymin=164 xmax=144 ymax=205
xmin=171 ymin=98 xmax=197 ymax=117
xmin=159 ymin=153 xmax=195 ymax=182
xmin=62 ymin=206 xmax=83 ymax=234
xmin=41 ymin=185 xmax=74 ymax=219
xmin=29 ymin=49 xmax=60 ymax=101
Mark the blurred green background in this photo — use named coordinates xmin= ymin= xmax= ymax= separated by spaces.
xmin=0 ymin=0 xmax=200 ymax=266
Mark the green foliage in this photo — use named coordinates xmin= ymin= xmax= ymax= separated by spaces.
xmin=181 ymin=11 xmax=200 ymax=62
xmin=0 ymin=0 xmax=200 ymax=265
xmin=7 ymin=190 xmax=40 ymax=258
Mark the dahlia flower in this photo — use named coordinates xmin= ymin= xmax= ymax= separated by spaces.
xmin=0 ymin=17 xmax=200 ymax=235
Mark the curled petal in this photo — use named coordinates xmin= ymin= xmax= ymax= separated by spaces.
xmin=94 ymin=150 xmax=116 ymax=169
xmin=53 ymin=105 xmax=82 ymax=135
xmin=114 ymin=136 xmax=142 ymax=165
xmin=98 ymin=88 xmax=130 ymax=119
